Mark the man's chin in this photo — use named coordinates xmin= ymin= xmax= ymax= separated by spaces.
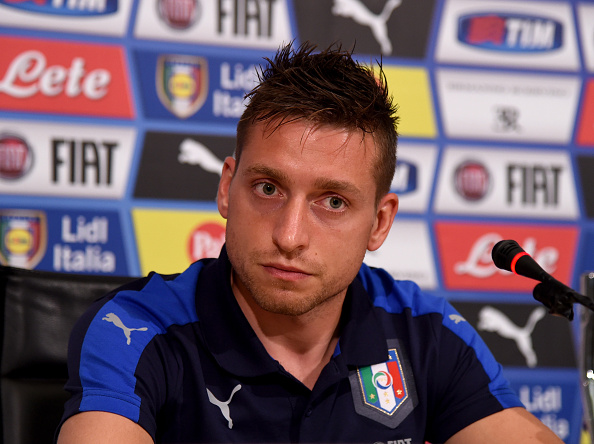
xmin=257 ymin=300 xmax=318 ymax=317
xmin=250 ymin=288 xmax=314 ymax=316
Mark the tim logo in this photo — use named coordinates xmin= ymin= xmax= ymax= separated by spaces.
xmin=391 ymin=159 xmax=417 ymax=195
xmin=157 ymin=54 xmax=208 ymax=119
xmin=458 ymin=13 xmax=563 ymax=52
xmin=0 ymin=0 xmax=118 ymax=15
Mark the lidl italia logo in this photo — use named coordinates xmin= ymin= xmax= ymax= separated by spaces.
xmin=156 ymin=54 xmax=208 ymax=119
xmin=0 ymin=209 xmax=47 ymax=269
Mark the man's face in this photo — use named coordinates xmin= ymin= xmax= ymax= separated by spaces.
xmin=217 ymin=120 xmax=398 ymax=317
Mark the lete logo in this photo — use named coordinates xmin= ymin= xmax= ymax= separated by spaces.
xmin=435 ymin=222 xmax=578 ymax=291
xmin=454 ymin=232 xmax=558 ymax=278
xmin=0 ymin=36 xmax=133 ymax=118
xmin=0 ymin=50 xmax=110 ymax=99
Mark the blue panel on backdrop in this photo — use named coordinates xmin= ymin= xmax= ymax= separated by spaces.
xmin=504 ymin=367 xmax=582 ymax=444
xmin=578 ymin=228 xmax=594 ymax=275
xmin=43 ymin=208 xmax=128 ymax=275
xmin=0 ymin=206 xmax=129 ymax=275
xmin=133 ymin=49 xmax=263 ymax=125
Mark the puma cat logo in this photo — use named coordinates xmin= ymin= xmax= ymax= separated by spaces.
xmin=178 ymin=138 xmax=224 ymax=175
xmin=207 ymin=384 xmax=242 ymax=429
xmin=332 ymin=0 xmax=402 ymax=54
xmin=449 ymin=314 xmax=466 ymax=324
xmin=478 ymin=306 xmax=546 ymax=368
xmin=102 ymin=312 xmax=148 ymax=345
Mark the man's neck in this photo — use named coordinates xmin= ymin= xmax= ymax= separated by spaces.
xmin=231 ymin=273 xmax=345 ymax=390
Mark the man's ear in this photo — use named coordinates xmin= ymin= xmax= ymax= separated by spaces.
xmin=367 ymin=192 xmax=399 ymax=251
xmin=217 ymin=157 xmax=236 ymax=219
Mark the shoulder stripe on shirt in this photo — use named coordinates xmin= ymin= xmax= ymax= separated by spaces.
xmin=78 ymin=261 xmax=204 ymax=421
xmin=356 ymin=263 xmax=519 ymax=408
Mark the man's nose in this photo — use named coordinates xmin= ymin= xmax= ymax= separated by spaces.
xmin=271 ymin=198 xmax=310 ymax=254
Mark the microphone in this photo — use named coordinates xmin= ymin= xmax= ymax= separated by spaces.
xmin=491 ymin=239 xmax=594 ymax=321
xmin=491 ymin=239 xmax=550 ymax=283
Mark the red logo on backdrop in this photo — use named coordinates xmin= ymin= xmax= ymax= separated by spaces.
xmin=0 ymin=36 xmax=134 ymax=118
xmin=158 ymin=0 xmax=199 ymax=29
xmin=435 ymin=222 xmax=578 ymax=291
xmin=187 ymin=222 xmax=225 ymax=262
xmin=0 ymin=133 xmax=33 ymax=180
xmin=577 ymin=79 xmax=594 ymax=147
xmin=454 ymin=160 xmax=490 ymax=201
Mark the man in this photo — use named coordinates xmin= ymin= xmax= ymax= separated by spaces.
xmin=56 ymin=42 xmax=562 ymax=443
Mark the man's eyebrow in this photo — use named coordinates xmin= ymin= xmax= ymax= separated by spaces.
xmin=244 ymin=164 xmax=363 ymax=197
xmin=314 ymin=178 xmax=362 ymax=197
xmin=244 ymin=164 xmax=290 ymax=183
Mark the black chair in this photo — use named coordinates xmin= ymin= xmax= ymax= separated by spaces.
xmin=0 ymin=265 xmax=134 ymax=444
xmin=579 ymin=271 xmax=594 ymax=442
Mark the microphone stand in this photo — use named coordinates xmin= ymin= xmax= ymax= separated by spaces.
xmin=532 ymin=276 xmax=594 ymax=321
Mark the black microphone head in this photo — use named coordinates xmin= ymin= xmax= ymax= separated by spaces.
xmin=491 ymin=239 xmax=524 ymax=272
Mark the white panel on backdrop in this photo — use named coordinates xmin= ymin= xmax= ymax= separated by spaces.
xmin=391 ymin=143 xmax=438 ymax=214
xmin=134 ymin=0 xmax=292 ymax=49
xmin=0 ymin=1 xmax=133 ymax=36
xmin=364 ymin=219 xmax=437 ymax=290
xmin=0 ymin=120 xmax=136 ymax=199
xmin=433 ymin=146 xmax=579 ymax=219
xmin=436 ymin=69 xmax=580 ymax=144
xmin=578 ymin=4 xmax=594 ymax=73
xmin=435 ymin=0 xmax=580 ymax=71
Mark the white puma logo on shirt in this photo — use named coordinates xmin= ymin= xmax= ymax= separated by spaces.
xmin=449 ymin=314 xmax=466 ymax=324
xmin=207 ymin=384 xmax=242 ymax=429
xmin=102 ymin=312 xmax=148 ymax=345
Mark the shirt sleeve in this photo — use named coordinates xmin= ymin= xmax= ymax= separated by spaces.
xmin=425 ymin=302 xmax=524 ymax=442
xmin=58 ymin=287 xmax=166 ymax=441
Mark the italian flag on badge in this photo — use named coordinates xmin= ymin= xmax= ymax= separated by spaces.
xmin=349 ymin=342 xmax=417 ymax=428
xmin=359 ymin=349 xmax=407 ymax=414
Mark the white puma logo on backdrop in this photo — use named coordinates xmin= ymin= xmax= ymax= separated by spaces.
xmin=178 ymin=138 xmax=224 ymax=176
xmin=102 ymin=313 xmax=149 ymax=345
xmin=207 ymin=384 xmax=242 ymax=429
xmin=332 ymin=0 xmax=402 ymax=54
xmin=477 ymin=306 xmax=546 ymax=368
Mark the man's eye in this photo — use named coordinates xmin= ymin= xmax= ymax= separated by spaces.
xmin=258 ymin=183 xmax=276 ymax=195
xmin=327 ymin=196 xmax=345 ymax=209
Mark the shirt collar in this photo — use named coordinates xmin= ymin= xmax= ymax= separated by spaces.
xmin=195 ymin=245 xmax=389 ymax=377
xmin=337 ymin=276 xmax=390 ymax=367
xmin=195 ymin=245 xmax=279 ymax=377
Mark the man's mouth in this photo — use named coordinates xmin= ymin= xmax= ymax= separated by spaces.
xmin=262 ymin=263 xmax=312 ymax=281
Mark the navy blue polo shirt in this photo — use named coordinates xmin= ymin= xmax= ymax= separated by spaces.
xmin=59 ymin=246 xmax=522 ymax=443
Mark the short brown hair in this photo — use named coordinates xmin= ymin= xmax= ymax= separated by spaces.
xmin=236 ymin=42 xmax=399 ymax=201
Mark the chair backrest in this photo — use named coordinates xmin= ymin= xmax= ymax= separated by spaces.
xmin=579 ymin=271 xmax=594 ymax=442
xmin=0 ymin=265 xmax=134 ymax=444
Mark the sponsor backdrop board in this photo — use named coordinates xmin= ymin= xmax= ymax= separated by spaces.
xmin=435 ymin=0 xmax=581 ymax=71
xmin=0 ymin=0 xmax=592 ymax=442
xmin=434 ymin=146 xmax=580 ymax=219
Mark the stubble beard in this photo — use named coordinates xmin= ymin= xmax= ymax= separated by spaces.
xmin=228 ymin=247 xmax=350 ymax=317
